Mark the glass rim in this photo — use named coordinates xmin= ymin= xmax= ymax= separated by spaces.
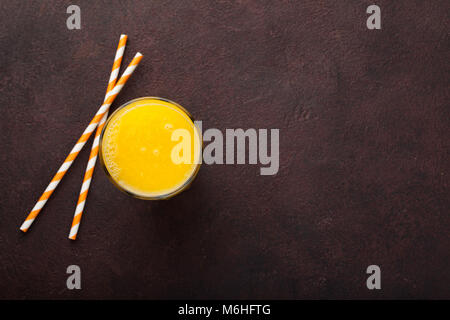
xmin=98 ymin=96 xmax=202 ymax=200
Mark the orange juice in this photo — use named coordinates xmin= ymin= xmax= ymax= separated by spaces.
xmin=100 ymin=97 xmax=201 ymax=199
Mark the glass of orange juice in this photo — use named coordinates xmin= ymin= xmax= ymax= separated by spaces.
xmin=99 ymin=97 xmax=202 ymax=199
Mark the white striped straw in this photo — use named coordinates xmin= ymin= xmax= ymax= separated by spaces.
xmin=20 ymin=51 xmax=143 ymax=232
xmin=68 ymin=35 xmax=127 ymax=240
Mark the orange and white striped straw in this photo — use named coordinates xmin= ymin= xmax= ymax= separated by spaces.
xmin=68 ymin=35 xmax=127 ymax=240
xmin=20 ymin=51 xmax=143 ymax=232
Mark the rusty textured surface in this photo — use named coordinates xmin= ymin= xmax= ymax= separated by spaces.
xmin=0 ymin=1 xmax=448 ymax=299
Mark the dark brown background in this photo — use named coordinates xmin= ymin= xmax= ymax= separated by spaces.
xmin=0 ymin=0 xmax=448 ymax=299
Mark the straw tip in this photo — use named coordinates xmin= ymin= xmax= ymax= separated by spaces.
xmin=120 ymin=34 xmax=127 ymax=38
xmin=68 ymin=235 xmax=76 ymax=241
xmin=20 ymin=219 xmax=33 ymax=232
xmin=136 ymin=52 xmax=143 ymax=57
